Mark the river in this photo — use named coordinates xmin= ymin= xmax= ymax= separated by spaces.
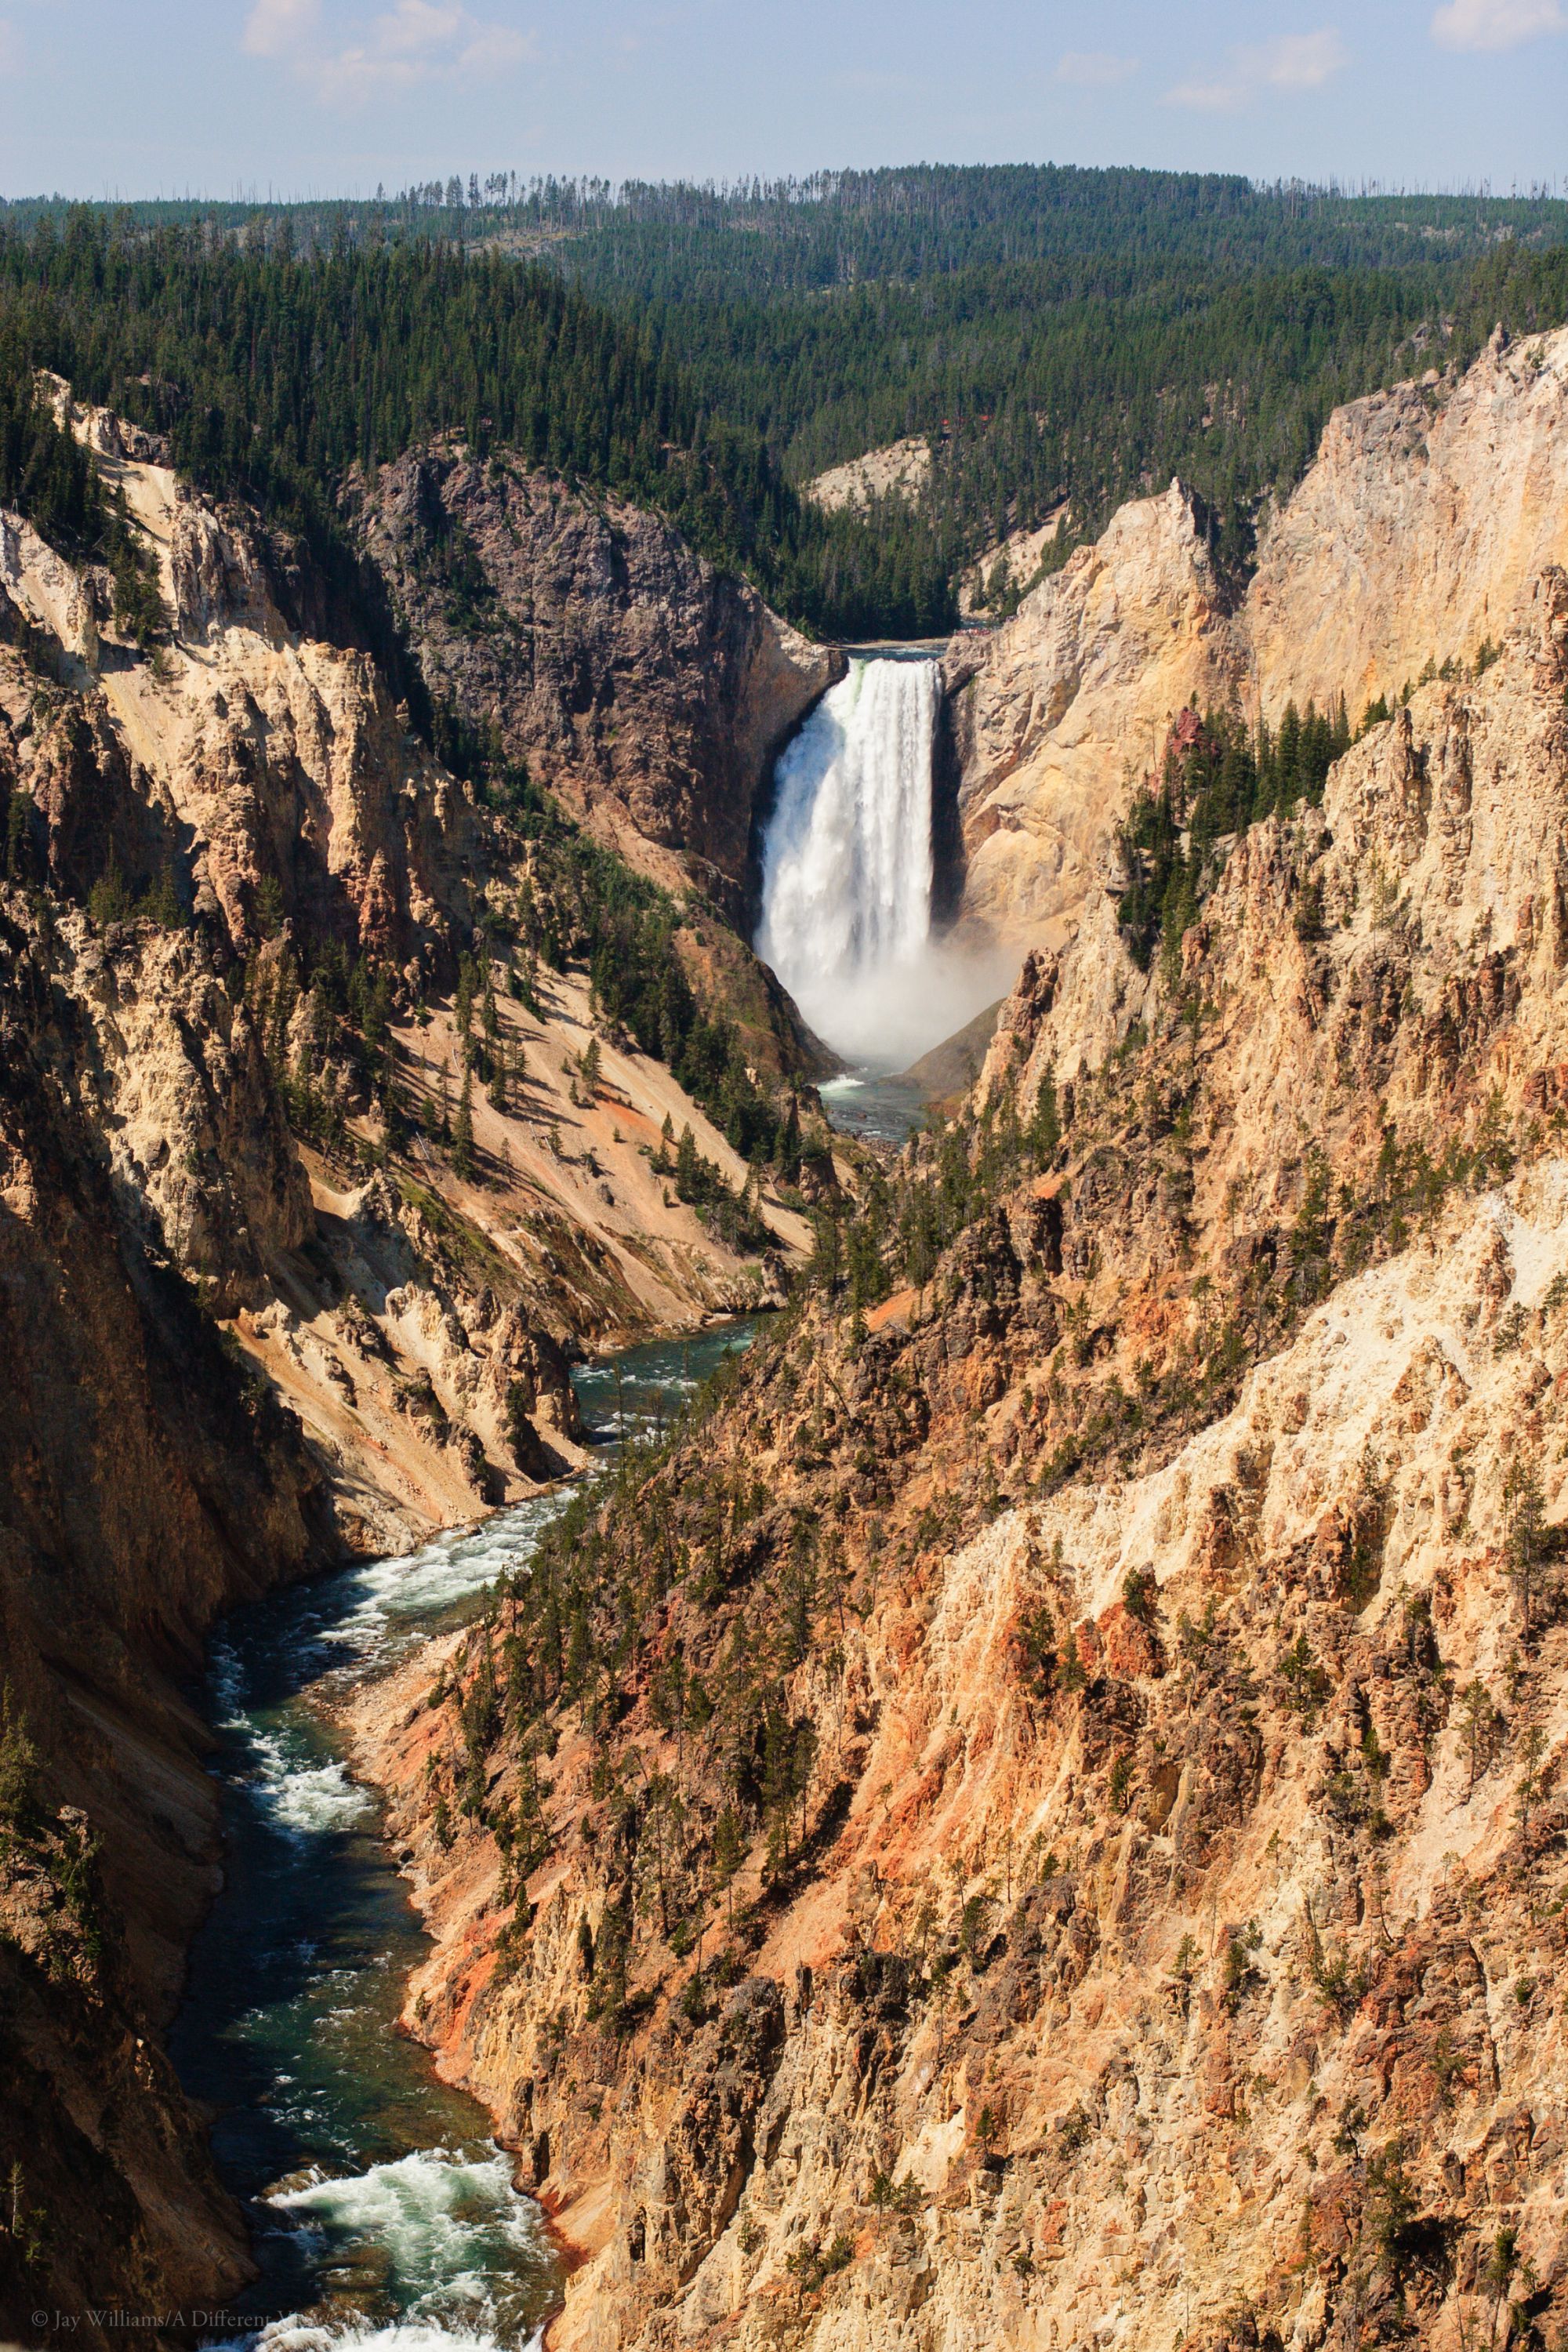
xmin=170 ymin=1319 xmax=762 ymax=2352
xmin=818 ymin=1069 xmax=929 ymax=1145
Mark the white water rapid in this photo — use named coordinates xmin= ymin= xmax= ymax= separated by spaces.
xmin=757 ymin=655 xmax=1001 ymax=1070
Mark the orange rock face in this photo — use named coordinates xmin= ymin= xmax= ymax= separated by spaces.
xmin=351 ymin=558 xmax=1568 ymax=2352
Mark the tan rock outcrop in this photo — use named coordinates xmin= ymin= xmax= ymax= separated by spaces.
xmin=995 ymin=564 xmax=1568 ymax=1107
xmin=943 ymin=481 xmax=1241 ymax=953
xmin=944 ymin=324 xmax=1568 ymax=967
xmin=5 ymin=405 xmax=480 ymax=969
xmin=60 ymin=916 xmax=312 ymax=1310
xmin=956 ymin=507 xmax=1068 ymax=619
xmin=1248 ymin=325 xmax=1568 ymax=720
xmin=804 ymin=437 xmax=932 ymax=515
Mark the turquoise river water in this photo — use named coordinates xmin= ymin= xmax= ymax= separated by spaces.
xmin=170 ymin=1320 xmax=760 ymax=2352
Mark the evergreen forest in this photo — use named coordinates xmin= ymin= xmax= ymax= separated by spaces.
xmin=1 ymin=169 xmax=1566 ymax=639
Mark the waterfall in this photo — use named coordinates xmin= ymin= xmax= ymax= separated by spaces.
xmin=757 ymin=656 xmax=942 ymax=1067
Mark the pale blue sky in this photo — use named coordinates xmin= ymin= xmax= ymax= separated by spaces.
xmin=0 ymin=0 xmax=1563 ymax=200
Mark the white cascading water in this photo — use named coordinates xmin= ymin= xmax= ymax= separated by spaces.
xmin=757 ymin=655 xmax=943 ymax=1067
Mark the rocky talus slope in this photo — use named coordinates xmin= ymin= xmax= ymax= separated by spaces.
xmin=946 ymin=321 xmax=1568 ymax=960
xmin=802 ymin=439 xmax=932 ymax=517
xmin=355 ymin=567 xmax=1568 ymax=2349
xmin=0 ymin=390 xmax=814 ymax=2342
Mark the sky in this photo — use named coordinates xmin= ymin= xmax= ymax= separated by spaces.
xmin=0 ymin=0 xmax=1563 ymax=201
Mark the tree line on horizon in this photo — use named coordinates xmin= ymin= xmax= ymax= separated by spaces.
xmin=0 ymin=177 xmax=1564 ymax=643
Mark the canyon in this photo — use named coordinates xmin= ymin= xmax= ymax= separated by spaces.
xmin=348 ymin=340 xmax=1568 ymax=2352
xmin=4 ymin=303 xmax=1568 ymax=2352
xmin=0 ymin=384 xmax=817 ymax=2343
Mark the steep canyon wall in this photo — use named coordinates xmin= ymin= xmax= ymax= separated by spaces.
xmin=0 ymin=394 xmax=817 ymax=2342
xmin=354 ymin=445 xmax=841 ymax=920
xmin=354 ymin=554 xmax=1568 ymax=2349
xmin=945 ymin=323 xmax=1568 ymax=970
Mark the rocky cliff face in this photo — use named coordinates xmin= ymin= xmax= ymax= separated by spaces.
xmin=354 ymin=446 xmax=840 ymax=917
xmin=353 ymin=563 xmax=1568 ymax=2351
xmin=0 ymin=894 xmax=325 ymax=2343
xmin=1 ymin=390 xmax=810 ymax=1534
xmin=1247 ymin=325 xmax=1568 ymax=721
xmin=945 ymin=321 xmax=1568 ymax=963
xmin=12 ymin=309 xmax=1568 ymax=2352
xmin=942 ymin=481 xmax=1240 ymax=955
xmin=5 ymin=411 xmax=480 ymax=975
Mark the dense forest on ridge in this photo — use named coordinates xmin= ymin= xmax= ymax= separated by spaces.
xmin=2 ymin=169 xmax=1567 ymax=635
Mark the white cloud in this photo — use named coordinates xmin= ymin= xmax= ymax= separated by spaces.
xmin=241 ymin=0 xmax=532 ymax=102
xmin=452 ymin=16 xmax=532 ymax=70
xmin=375 ymin=0 xmax=463 ymax=56
xmin=242 ymin=0 xmax=322 ymax=59
xmin=1431 ymin=0 xmax=1566 ymax=47
xmin=0 ymin=16 xmax=21 ymax=73
xmin=1254 ymin=28 xmax=1348 ymax=85
xmin=1163 ymin=74 xmax=1249 ymax=111
xmin=1163 ymin=27 xmax=1347 ymax=109
xmin=1054 ymin=49 xmax=1139 ymax=87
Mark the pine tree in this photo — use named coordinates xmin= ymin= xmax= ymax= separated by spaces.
xmin=453 ymin=1069 xmax=475 ymax=1178
xmin=0 ymin=1683 xmax=40 ymax=1842
xmin=255 ymin=876 xmax=285 ymax=938
xmin=1032 ymin=1063 xmax=1061 ymax=1163
xmin=5 ymin=791 xmax=32 ymax=882
xmin=87 ymin=853 xmax=132 ymax=928
xmin=1459 ymin=1679 xmax=1499 ymax=1795
xmin=141 ymin=862 xmax=183 ymax=927
xmin=711 ymin=1805 xmax=745 ymax=1922
xmin=779 ymin=1094 xmax=801 ymax=1180
xmin=1504 ymin=1453 xmax=1548 ymax=1635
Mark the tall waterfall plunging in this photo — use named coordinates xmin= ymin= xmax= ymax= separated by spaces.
xmin=757 ymin=655 xmax=944 ymax=1067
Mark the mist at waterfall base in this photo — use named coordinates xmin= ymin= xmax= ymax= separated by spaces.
xmin=756 ymin=655 xmax=1011 ymax=1073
